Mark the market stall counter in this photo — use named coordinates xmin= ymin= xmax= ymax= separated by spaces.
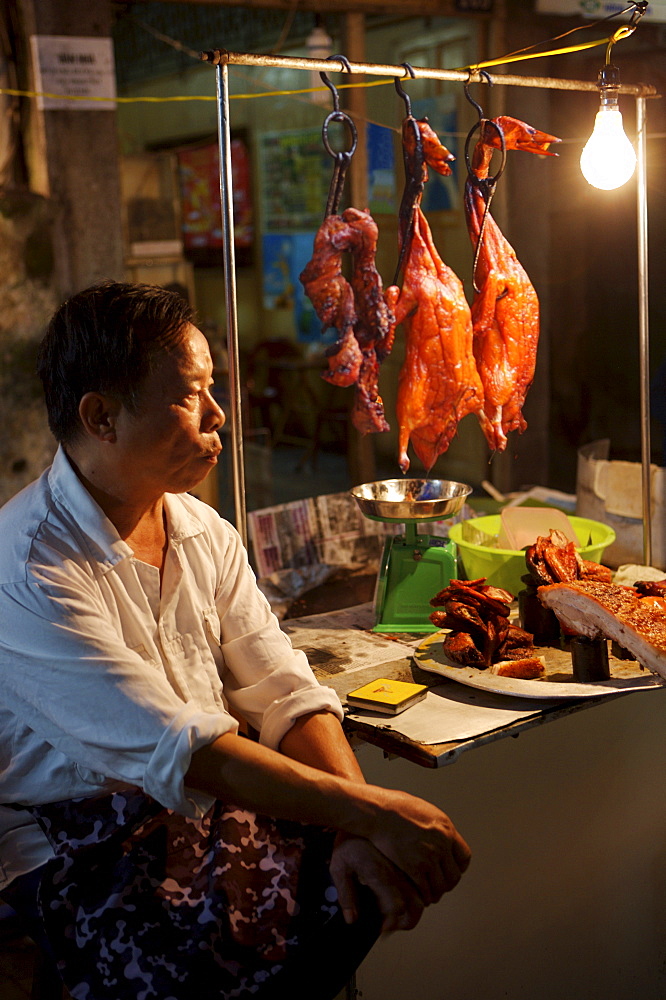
xmin=281 ymin=602 xmax=664 ymax=769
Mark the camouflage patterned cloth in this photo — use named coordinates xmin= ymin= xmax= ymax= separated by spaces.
xmin=27 ymin=788 xmax=340 ymax=999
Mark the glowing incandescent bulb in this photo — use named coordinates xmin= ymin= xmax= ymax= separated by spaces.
xmin=580 ymin=64 xmax=637 ymax=190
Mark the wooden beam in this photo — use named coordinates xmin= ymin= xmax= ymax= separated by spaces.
xmin=133 ymin=0 xmax=480 ymax=16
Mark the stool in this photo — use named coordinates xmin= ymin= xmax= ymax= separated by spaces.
xmin=0 ymin=899 xmax=66 ymax=999
xmin=297 ymin=382 xmax=352 ymax=472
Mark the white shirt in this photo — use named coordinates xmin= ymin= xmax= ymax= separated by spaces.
xmin=0 ymin=447 xmax=342 ymax=888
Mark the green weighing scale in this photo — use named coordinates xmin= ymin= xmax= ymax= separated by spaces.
xmin=350 ymin=479 xmax=472 ymax=633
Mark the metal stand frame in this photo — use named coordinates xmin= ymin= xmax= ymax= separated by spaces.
xmin=203 ymin=50 xmax=656 ymax=563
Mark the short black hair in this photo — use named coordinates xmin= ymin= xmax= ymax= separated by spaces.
xmin=37 ymin=280 xmax=195 ymax=443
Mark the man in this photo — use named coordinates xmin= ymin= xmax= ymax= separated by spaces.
xmin=0 ymin=281 xmax=470 ymax=999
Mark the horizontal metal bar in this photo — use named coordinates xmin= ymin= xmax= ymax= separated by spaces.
xmin=200 ymin=49 xmax=658 ymax=98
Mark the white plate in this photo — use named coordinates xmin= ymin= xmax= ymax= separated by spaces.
xmin=414 ymin=631 xmax=663 ymax=700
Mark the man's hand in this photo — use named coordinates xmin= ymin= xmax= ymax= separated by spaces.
xmin=363 ymin=787 xmax=472 ymax=906
xmin=279 ymin=711 xmax=470 ymax=924
xmin=187 ymin=722 xmax=471 ymax=912
xmin=329 ymin=834 xmax=425 ymax=933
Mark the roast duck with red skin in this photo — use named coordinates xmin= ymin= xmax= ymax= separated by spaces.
xmin=299 ymin=207 xmax=396 ymax=434
xmin=387 ymin=118 xmax=483 ymax=473
xmin=429 ymin=578 xmax=543 ymax=677
xmin=464 ymin=117 xmax=560 ymax=452
xmin=300 ymin=114 xmax=561 ymax=461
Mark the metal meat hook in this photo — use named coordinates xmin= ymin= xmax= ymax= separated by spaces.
xmin=394 ymin=62 xmax=416 ymax=118
xmin=393 ymin=63 xmax=424 ymax=284
xmin=463 ymin=69 xmax=491 ymax=123
xmin=462 ymin=72 xmax=507 ymax=293
xmin=320 ymin=55 xmax=358 ymax=218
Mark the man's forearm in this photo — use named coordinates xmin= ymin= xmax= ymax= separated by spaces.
xmin=278 ymin=710 xmax=365 ymax=783
xmin=185 ymin=716 xmax=472 ymax=903
xmin=185 ymin=727 xmax=374 ymax=836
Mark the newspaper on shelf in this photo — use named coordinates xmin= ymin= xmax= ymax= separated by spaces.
xmin=248 ymin=491 xmax=394 ymax=578
xmin=248 ymin=491 xmax=474 ymax=578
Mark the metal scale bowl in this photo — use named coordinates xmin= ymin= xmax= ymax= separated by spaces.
xmin=351 ymin=479 xmax=472 ymax=632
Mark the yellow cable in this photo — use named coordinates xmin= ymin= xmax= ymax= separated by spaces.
xmin=0 ymin=79 xmax=394 ymax=103
xmin=0 ymin=88 xmax=215 ymax=102
xmin=466 ymin=33 xmax=621 ymax=72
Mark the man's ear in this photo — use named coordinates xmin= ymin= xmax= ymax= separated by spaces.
xmin=78 ymin=392 xmax=121 ymax=442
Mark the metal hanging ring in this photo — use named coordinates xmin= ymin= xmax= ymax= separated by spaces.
xmin=321 ymin=112 xmax=358 ymax=160
xmin=464 ymin=116 xmax=506 ymax=192
xmin=320 ymin=54 xmax=357 ymax=160
xmin=319 ymin=55 xmax=357 ymax=217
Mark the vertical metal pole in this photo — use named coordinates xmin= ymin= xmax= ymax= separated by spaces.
xmin=636 ymin=95 xmax=651 ymax=565
xmin=343 ymin=12 xmax=375 ymax=486
xmin=216 ymin=62 xmax=248 ymax=545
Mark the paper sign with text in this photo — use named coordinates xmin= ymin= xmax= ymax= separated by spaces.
xmin=30 ymin=35 xmax=116 ymax=110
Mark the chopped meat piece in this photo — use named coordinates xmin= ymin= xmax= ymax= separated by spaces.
xmin=443 ymin=631 xmax=486 ymax=666
xmin=525 ymin=529 xmax=609 ymax=586
xmin=496 ymin=624 xmax=537 ymax=661
xmin=431 ymin=578 xmax=513 ymax=612
xmin=490 ymin=657 xmax=545 ymax=679
xmin=634 ymin=580 xmax=666 ymax=598
xmin=434 ymin=600 xmax=488 ymax=637
xmin=580 ymin=561 xmax=613 ymax=584
xmin=429 ymin=577 xmax=532 ymax=669
xmin=429 ymin=608 xmax=450 ymax=630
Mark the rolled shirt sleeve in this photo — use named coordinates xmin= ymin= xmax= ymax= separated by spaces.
xmin=0 ymin=577 xmax=237 ymax=818
xmin=220 ymin=625 xmax=343 ymax=749
xmin=144 ymin=702 xmax=235 ymax=816
xmin=202 ymin=502 xmax=344 ymax=748
xmin=0 ymin=466 xmax=343 ymax=826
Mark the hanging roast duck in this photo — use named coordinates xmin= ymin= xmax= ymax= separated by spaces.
xmin=464 ymin=110 xmax=560 ymax=451
xmin=299 ymin=60 xmax=396 ymax=435
xmin=389 ymin=76 xmax=484 ymax=474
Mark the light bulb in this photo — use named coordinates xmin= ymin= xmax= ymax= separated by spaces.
xmin=580 ymin=64 xmax=637 ymax=191
xmin=307 ymin=20 xmax=333 ymax=104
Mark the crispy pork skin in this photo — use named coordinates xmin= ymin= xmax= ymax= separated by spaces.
xmin=538 ymin=581 xmax=666 ymax=682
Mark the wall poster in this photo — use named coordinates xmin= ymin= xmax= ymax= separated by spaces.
xmin=411 ymin=96 xmax=459 ymax=213
xmin=259 ymin=128 xmax=332 ymax=233
xmin=177 ymin=135 xmax=253 ymax=266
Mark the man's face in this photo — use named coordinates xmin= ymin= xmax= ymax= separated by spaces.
xmin=114 ymin=324 xmax=225 ymax=497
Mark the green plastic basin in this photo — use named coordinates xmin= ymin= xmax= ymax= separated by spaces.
xmin=448 ymin=514 xmax=616 ymax=599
